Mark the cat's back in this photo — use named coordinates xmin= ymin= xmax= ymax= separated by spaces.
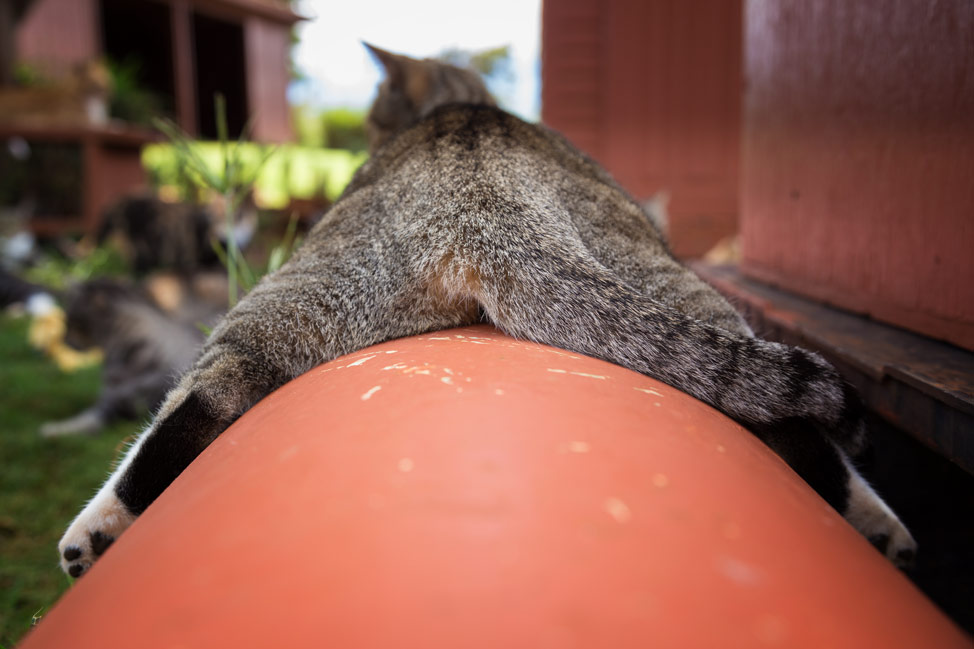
xmin=345 ymin=105 xmax=615 ymax=199
xmin=330 ymin=104 xmax=667 ymax=268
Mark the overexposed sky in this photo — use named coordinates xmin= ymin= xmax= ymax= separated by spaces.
xmin=289 ymin=0 xmax=542 ymax=120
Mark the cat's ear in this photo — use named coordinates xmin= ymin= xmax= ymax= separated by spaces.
xmin=363 ymin=42 xmax=431 ymax=106
xmin=364 ymin=42 xmax=407 ymax=86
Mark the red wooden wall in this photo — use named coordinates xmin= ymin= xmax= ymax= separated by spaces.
xmin=741 ymin=0 xmax=974 ymax=350
xmin=16 ymin=0 xmax=99 ymax=74
xmin=542 ymin=0 xmax=742 ymax=258
xmin=244 ymin=16 xmax=293 ymax=143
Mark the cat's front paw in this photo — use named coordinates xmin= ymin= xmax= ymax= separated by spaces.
xmin=58 ymin=488 xmax=136 ymax=577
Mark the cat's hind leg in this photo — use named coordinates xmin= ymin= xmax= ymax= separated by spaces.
xmin=466 ymin=247 xmax=915 ymax=564
xmin=752 ymin=417 xmax=915 ymax=566
xmin=58 ymin=237 xmax=476 ymax=577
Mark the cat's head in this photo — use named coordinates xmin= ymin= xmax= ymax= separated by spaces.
xmin=364 ymin=43 xmax=496 ymax=152
xmin=62 ymin=278 xmax=146 ymax=350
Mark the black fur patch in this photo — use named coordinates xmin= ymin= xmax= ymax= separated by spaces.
xmin=63 ymin=546 xmax=82 ymax=561
xmin=714 ymin=338 xmax=743 ymax=394
xmin=869 ymin=533 xmax=890 ymax=554
xmin=68 ymin=564 xmax=84 ymax=578
xmin=114 ymin=392 xmax=229 ymax=515
xmin=836 ymin=381 xmax=867 ymax=452
xmin=89 ymin=530 xmax=114 ymax=556
xmin=454 ymin=106 xmax=488 ymax=152
xmin=896 ymin=546 xmax=916 ymax=567
xmin=751 ymin=418 xmax=851 ymax=512
xmin=785 ymin=348 xmax=824 ymax=404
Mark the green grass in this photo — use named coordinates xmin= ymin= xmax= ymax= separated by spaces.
xmin=0 ymin=315 xmax=142 ymax=647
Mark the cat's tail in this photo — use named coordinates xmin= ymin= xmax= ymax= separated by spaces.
xmin=471 ymin=248 xmax=861 ymax=451
xmin=460 ymin=247 xmax=915 ymax=565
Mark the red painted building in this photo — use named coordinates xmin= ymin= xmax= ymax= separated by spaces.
xmin=541 ymin=8 xmax=974 ymax=624
xmin=15 ymin=0 xmax=297 ymax=140
xmin=2 ymin=0 xmax=298 ymax=234
xmin=542 ymin=0 xmax=973 ymax=351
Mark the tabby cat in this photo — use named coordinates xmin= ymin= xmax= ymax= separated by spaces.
xmin=57 ymin=45 xmax=915 ymax=578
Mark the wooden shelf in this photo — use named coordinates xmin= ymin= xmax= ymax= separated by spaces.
xmin=0 ymin=121 xmax=159 ymax=145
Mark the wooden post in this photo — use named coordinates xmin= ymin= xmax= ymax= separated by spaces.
xmin=170 ymin=0 xmax=197 ymax=135
xmin=0 ymin=0 xmax=35 ymax=86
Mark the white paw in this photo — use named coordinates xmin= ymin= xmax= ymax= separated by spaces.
xmin=843 ymin=460 xmax=917 ymax=568
xmin=58 ymin=486 xmax=136 ymax=577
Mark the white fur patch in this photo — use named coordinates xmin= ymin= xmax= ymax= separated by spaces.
xmin=842 ymin=456 xmax=917 ymax=566
xmin=57 ymin=427 xmax=147 ymax=576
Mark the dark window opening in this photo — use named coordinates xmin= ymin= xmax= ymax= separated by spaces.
xmin=99 ymin=0 xmax=175 ymax=124
xmin=0 ymin=140 xmax=82 ymax=218
xmin=192 ymin=12 xmax=248 ymax=139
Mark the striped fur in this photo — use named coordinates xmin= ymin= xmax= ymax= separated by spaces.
xmin=365 ymin=43 xmax=495 ymax=152
xmin=57 ymin=49 xmax=915 ymax=578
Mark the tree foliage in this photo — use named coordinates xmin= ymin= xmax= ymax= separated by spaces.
xmin=439 ymin=45 xmax=513 ymax=82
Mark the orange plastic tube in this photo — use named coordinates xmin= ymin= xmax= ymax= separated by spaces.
xmin=22 ymin=326 xmax=968 ymax=648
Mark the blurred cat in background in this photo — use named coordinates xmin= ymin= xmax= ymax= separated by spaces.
xmin=97 ymin=193 xmax=257 ymax=276
xmin=39 ymin=277 xmax=221 ymax=437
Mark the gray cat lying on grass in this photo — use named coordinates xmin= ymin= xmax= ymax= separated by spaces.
xmin=57 ymin=44 xmax=915 ymax=578
xmin=39 ymin=278 xmax=212 ymax=437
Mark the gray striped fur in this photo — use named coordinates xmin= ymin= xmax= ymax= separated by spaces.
xmin=56 ymin=49 xmax=915 ymax=579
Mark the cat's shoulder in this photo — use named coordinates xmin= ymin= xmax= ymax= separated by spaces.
xmin=352 ymin=104 xmax=600 ymax=188
xmin=384 ymin=103 xmax=533 ymax=151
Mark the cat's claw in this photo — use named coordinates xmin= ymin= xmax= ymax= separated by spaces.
xmin=58 ymin=487 xmax=135 ymax=577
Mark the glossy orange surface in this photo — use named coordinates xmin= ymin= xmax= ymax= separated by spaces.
xmin=23 ymin=326 xmax=968 ymax=648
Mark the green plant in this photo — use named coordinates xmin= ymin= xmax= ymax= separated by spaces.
xmin=142 ymin=142 xmax=365 ymax=208
xmin=12 ymin=62 xmax=45 ymax=87
xmin=292 ymin=103 xmax=325 ymax=148
xmin=153 ymin=95 xmax=292 ymax=306
xmin=105 ymin=57 xmax=166 ymax=126
xmin=265 ymin=212 xmax=301 ymax=276
xmin=322 ymin=108 xmax=368 ymax=152
xmin=23 ymin=245 xmax=128 ymax=290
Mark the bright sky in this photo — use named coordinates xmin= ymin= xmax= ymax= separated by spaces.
xmin=288 ymin=0 xmax=542 ymax=120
